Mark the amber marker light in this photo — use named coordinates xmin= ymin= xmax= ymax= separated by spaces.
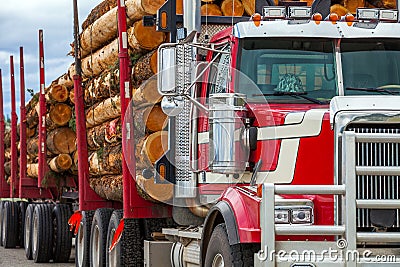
xmin=257 ymin=184 xmax=263 ymax=198
xmin=345 ymin=13 xmax=355 ymax=25
xmin=252 ymin=13 xmax=262 ymax=27
xmin=329 ymin=12 xmax=339 ymax=24
xmin=312 ymin=12 xmax=323 ymax=24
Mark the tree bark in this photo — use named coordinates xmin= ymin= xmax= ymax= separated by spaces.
xmin=48 ymin=154 xmax=73 ymax=173
xmin=82 ymin=0 xmax=117 ymax=31
xmin=46 ymin=84 xmax=69 ymax=103
xmin=132 ymin=77 xmax=162 ymax=106
xmin=27 ymin=137 xmax=39 ymax=157
xmin=47 ymin=127 xmax=77 ymax=155
xmin=87 ymin=117 xmax=121 ymax=150
xmin=90 ymin=175 xmax=123 ymax=202
xmin=136 ymin=174 xmax=173 ymax=203
xmin=86 ymin=95 xmax=121 ymax=128
xmin=26 ymin=126 xmax=36 ymax=139
xmin=89 ymin=144 xmax=122 ymax=176
xmin=201 ymin=4 xmax=223 ymax=16
xmin=81 ymin=38 xmax=119 ymax=78
xmin=84 ymin=69 xmax=119 ymax=105
xmin=4 ymin=161 xmax=11 ymax=176
xmin=132 ymin=50 xmax=158 ymax=85
xmin=221 ymin=0 xmax=245 ymax=16
xmin=27 ymin=163 xmax=39 ymax=178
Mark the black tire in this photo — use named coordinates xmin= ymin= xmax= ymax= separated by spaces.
xmin=24 ymin=204 xmax=35 ymax=260
xmin=76 ymin=210 xmax=94 ymax=267
xmin=2 ymin=201 xmax=19 ymax=248
xmin=106 ymin=210 xmax=123 ymax=267
xmin=0 ymin=201 xmax=5 ymax=247
xmin=18 ymin=201 xmax=28 ymax=248
xmin=52 ymin=204 xmax=73 ymax=263
xmin=204 ymin=223 xmax=258 ymax=267
xmin=32 ymin=204 xmax=54 ymax=263
xmin=122 ymin=218 xmax=144 ymax=267
xmin=90 ymin=208 xmax=114 ymax=267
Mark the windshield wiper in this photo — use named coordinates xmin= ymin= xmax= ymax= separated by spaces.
xmin=256 ymin=91 xmax=329 ymax=105
xmin=346 ymin=87 xmax=400 ymax=95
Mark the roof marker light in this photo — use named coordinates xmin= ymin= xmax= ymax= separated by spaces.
xmin=263 ymin=6 xmax=286 ymax=19
xmin=312 ymin=12 xmax=323 ymax=24
xmin=357 ymin=8 xmax=379 ymax=20
xmin=288 ymin=6 xmax=312 ymax=19
xmin=251 ymin=13 xmax=262 ymax=26
xmin=379 ymin=9 xmax=398 ymax=21
xmin=345 ymin=13 xmax=355 ymax=22
xmin=329 ymin=13 xmax=339 ymax=23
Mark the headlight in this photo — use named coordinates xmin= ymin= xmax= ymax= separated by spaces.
xmin=291 ymin=208 xmax=313 ymax=224
xmin=273 ymin=206 xmax=314 ymax=224
xmin=275 ymin=209 xmax=290 ymax=224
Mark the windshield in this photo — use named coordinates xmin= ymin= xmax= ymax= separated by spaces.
xmin=341 ymin=39 xmax=400 ymax=95
xmin=238 ymin=38 xmax=336 ymax=103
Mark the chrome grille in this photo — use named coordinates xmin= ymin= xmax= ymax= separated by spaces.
xmin=347 ymin=124 xmax=400 ymax=228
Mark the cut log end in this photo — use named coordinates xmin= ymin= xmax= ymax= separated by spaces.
xmin=49 ymin=154 xmax=73 ymax=173
xmin=141 ymin=0 xmax=166 ymax=14
xmin=48 ymin=84 xmax=69 ymax=102
xmin=143 ymin=131 xmax=168 ymax=165
xmin=132 ymin=20 xmax=166 ymax=50
xmin=201 ymin=4 xmax=223 ymax=16
xmin=136 ymin=175 xmax=173 ymax=203
xmin=221 ymin=0 xmax=245 ymax=16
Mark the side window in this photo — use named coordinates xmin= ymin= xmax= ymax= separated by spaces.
xmin=208 ymin=45 xmax=231 ymax=95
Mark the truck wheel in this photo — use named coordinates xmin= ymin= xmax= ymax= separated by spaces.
xmin=24 ymin=204 xmax=35 ymax=260
xmin=123 ymin=218 xmax=143 ymax=266
xmin=76 ymin=210 xmax=94 ymax=267
xmin=52 ymin=204 xmax=73 ymax=262
xmin=90 ymin=208 xmax=113 ymax=267
xmin=204 ymin=223 xmax=258 ymax=267
xmin=32 ymin=204 xmax=54 ymax=263
xmin=2 ymin=201 xmax=19 ymax=248
xmin=18 ymin=201 xmax=28 ymax=248
xmin=0 ymin=201 xmax=5 ymax=247
xmin=106 ymin=210 xmax=123 ymax=267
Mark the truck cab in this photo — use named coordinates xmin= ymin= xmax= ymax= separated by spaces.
xmin=154 ymin=4 xmax=400 ymax=267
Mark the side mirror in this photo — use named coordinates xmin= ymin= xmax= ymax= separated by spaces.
xmin=158 ymin=45 xmax=177 ymax=95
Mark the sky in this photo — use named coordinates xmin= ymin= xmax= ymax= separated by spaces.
xmin=0 ymin=0 xmax=103 ymax=117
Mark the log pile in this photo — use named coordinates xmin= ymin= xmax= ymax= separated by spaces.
xmin=21 ymin=75 xmax=77 ymax=182
xmin=70 ymin=0 xmax=172 ymax=203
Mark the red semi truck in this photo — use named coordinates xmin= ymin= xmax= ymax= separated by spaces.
xmin=1 ymin=0 xmax=400 ymax=266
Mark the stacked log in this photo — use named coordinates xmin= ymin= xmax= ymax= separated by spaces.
xmin=72 ymin=0 xmax=173 ymax=203
xmin=23 ymin=75 xmax=77 ymax=180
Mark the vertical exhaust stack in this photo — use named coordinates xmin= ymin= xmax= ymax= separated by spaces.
xmin=183 ymin=0 xmax=201 ymax=35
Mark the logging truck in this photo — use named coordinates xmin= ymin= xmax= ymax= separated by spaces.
xmin=1 ymin=0 xmax=400 ymax=267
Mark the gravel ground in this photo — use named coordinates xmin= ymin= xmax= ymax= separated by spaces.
xmin=0 ymin=246 xmax=75 ymax=267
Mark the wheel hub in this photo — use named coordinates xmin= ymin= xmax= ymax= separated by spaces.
xmin=24 ymin=214 xmax=31 ymax=249
xmin=77 ymin=222 xmax=85 ymax=266
xmin=212 ymin=253 xmax=225 ymax=267
xmin=92 ymin=225 xmax=100 ymax=267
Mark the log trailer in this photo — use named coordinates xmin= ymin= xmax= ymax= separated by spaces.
xmin=1 ymin=0 xmax=400 ymax=267
xmin=141 ymin=0 xmax=400 ymax=266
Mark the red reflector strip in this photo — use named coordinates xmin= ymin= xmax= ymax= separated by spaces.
xmin=109 ymin=219 xmax=125 ymax=252
xmin=68 ymin=210 xmax=82 ymax=235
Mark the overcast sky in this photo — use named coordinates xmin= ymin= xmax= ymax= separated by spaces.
xmin=0 ymin=0 xmax=102 ymax=117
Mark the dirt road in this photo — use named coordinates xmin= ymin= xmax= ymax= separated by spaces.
xmin=0 ymin=246 xmax=75 ymax=267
